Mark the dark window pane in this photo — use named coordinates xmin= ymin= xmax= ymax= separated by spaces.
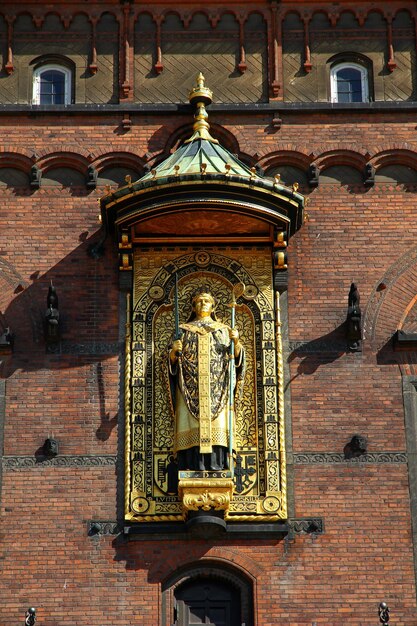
xmin=336 ymin=67 xmax=363 ymax=102
xmin=39 ymin=70 xmax=66 ymax=104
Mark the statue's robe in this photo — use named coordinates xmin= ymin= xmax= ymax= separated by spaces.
xmin=168 ymin=318 xmax=245 ymax=471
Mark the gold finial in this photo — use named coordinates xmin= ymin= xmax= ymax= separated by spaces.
xmin=185 ymin=73 xmax=218 ymax=144
xmin=250 ymin=167 xmax=257 ymax=180
xmin=151 ymin=169 xmax=157 ymax=180
xmin=292 ymin=182 xmax=299 ymax=192
xmin=274 ymin=174 xmax=281 ymax=184
xmin=174 ymin=165 xmax=180 ymax=177
xmin=125 ymin=174 xmax=132 ymax=185
xmin=188 ymin=72 xmax=212 ymax=104
xmin=225 ymin=163 xmax=232 ymax=176
xmin=200 ymin=162 xmax=207 ymax=175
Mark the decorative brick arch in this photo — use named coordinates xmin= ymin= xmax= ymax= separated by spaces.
xmin=148 ymin=542 xmax=263 ymax=585
xmin=315 ymin=149 xmax=367 ymax=171
xmin=93 ymin=152 xmax=145 ymax=174
xmin=370 ymin=148 xmax=417 ymax=171
xmin=36 ymin=151 xmax=90 ymax=174
xmin=0 ymin=153 xmax=34 ymax=174
xmin=398 ymin=294 xmax=417 ymax=332
xmin=258 ymin=150 xmax=312 ymax=172
xmin=363 ymin=243 xmax=417 ymax=354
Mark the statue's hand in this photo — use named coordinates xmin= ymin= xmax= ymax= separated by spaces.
xmin=229 ymin=328 xmax=242 ymax=357
xmin=170 ymin=339 xmax=183 ymax=362
xmin=229 ymin=328 xmax=239 ymax=343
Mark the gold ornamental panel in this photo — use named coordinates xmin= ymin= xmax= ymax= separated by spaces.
xmin=125 ymin=247 xmax=287 ymax=522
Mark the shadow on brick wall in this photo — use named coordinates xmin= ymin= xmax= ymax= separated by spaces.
xmin=286 ymin=322 xmax=347 ymax=388
xmin=1 ymin=228 xmax=119 ymax=376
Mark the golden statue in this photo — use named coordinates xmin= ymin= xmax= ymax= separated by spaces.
xmin=168 ymin=289 xmax=245 ymax=471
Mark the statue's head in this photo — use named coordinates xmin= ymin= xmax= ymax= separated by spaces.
xmin=47 ymin=285 xmax=58 ymax=308
xmin=188 ymin=289 xmax=217 ymax=321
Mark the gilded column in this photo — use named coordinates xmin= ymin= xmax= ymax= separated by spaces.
xmin=124 ymin=292 xmax=132 ymax=517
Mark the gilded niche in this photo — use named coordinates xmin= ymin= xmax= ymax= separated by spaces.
xmin=125 ymin=247 xmax=286 ymax=522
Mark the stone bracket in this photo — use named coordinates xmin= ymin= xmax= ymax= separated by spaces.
xmin=179 ymin=477 xmax=234 ymax=518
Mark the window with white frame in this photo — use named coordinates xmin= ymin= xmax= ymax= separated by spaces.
xmin=33 ymin=64 xmax=72 ymax=105
xmin=330 ymin=63 xmax=369 ymax=103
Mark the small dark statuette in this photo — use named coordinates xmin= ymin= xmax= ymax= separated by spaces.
xmin=25 ymin=608 xmax=36 ymax=626
xmin=344 ymin=434 xmax=367 ymax=459
xmin=379 ymin=601 xmax=390 ymax=625
xmin=0 ymin=326 xmax=13 ymax=352
xmin=307 ymin=163 xmax=320 ymax=188
xmin=43 ymin=437 xmax=58 ymax=457
xmin=364 ymin=163 xmax=375 ymax=187
xmin=30 ymin=165 xmax=42 ymax=190
xmin=164 ymin=455 xmax=179 ymax=495
xmin=254 ymin=163 xmax=265 ymax=177
xmin=89 ymin=522 xmax=102 ymax=536
xmin=346 ymin=283 xmax=362 ymax=351
xmin=86 ymin=165 xmax=98 ymax=190
xmin=88 ymin=236 xmax=105 ymax=260
xmin=44 ymin=283 xmax=60 ymax=344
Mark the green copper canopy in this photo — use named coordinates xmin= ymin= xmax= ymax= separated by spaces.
xmin=139 ymin=137 xmax=254 ymax=181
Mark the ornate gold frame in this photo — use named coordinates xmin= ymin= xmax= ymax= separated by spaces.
xmin=124 ymin=247 xmax=287 ymax=523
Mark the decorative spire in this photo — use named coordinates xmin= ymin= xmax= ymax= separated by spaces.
xmin=185 ymin=73 xmax=218 ymax=144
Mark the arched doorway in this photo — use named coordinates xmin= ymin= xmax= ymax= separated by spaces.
xmin=175 ymin=577 xmax=241 ymax=626
xmin=163 ymin=562 xmax=254 ymax=626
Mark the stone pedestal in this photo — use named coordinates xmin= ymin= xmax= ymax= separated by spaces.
xmin=178 ymin=471 xmax=234 ymax=521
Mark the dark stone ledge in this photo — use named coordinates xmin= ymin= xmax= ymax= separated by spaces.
xmin=2 ymin=455 xmax=117 ymax=470
xmin=46 ymin=341 xmax=121 ymax=355
xmin=88 ymin=517 xmax=323 ymax=538
xmin=0 ymin=101 xmax=417 ymax=116
xmin=293 ymin=452 xmax=407 ymax=464
xmin=4 ymin=452 xmax=405 ymax=470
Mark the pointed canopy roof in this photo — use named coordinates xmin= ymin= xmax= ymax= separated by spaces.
xmin=140 ymin=136 xmax=254 ymax=181
xmin=100 ymin=74 xmax=305 ymax=239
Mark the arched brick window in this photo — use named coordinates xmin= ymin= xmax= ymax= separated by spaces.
xmin=32 ymin=63 xmax=72 ymax=105
xmin=330 ymin=61 xmax=370 ymax=103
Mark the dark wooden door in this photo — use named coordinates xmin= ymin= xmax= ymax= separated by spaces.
xmin=175 ymin=579 xmax=241 ymax=626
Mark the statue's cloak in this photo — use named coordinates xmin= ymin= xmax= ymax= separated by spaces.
xmin=168 ymin=318 xmax=245 ymax=454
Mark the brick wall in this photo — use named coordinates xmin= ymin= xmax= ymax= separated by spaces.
xmin=0 ymin=107 xmax=417 ymax=625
